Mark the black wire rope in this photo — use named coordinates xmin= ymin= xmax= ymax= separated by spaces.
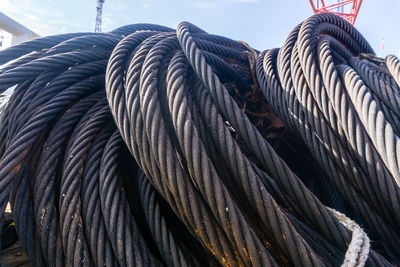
xmin=0 ymin=13 xmax=398 ymax=266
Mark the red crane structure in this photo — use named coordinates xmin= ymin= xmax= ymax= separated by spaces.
xmin=309 ymin=0 xmax=363 ymax=25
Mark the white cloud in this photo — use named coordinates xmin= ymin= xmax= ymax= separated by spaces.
xmin=0 ymin=0 xmax=79 ymax=36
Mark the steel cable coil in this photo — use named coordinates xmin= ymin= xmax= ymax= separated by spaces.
xmin=257 ymin=13 xmax=400 ymax=265
xmin=0 ymin=13 xmax=397 ymax=266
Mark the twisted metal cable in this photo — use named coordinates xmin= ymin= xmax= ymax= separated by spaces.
xmin=257 ymin=13 xmax=400 ymax=265
xmin=0 ymin=14 xmax=398 ymax=267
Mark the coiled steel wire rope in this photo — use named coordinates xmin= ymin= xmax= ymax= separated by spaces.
xmin=256 ymin=13 xmax=400 ymax=265
xmin=0 ymin=13 xmax=397 ymax=266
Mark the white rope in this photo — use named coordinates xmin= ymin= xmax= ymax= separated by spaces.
xmin=328 ymin=208 xmax=370 ymax=267
xmin=0 ymin=94 xmax=9 ymax=116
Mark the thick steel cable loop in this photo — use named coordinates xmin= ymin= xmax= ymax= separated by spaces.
xmin=0 ymin=31 xmax=121 ymax=264
xmin=0 ymin=33 xmax=94 ymax=65
xmin=10 ymin=80 xmax=105 ymax=267
xmin=99 ymin=130 xmax=162 ymax=266
xmin=386 ymin=55 xmax=400 ymax=88
xmin=316 ymin=38 xmax=400 ymax=224
xmin=297 ymin=36 xmax=399 ymax=262
xmin=294 ymin=16 xmax=400 ymax=235
xmin=109 ymin=24 xmax=174 ymax=36
xmin=9 ymin=171 xmax=46 ymax=266
xmin=175 ymin=20 xmax=373 ymax=259
xmin=0 ymin=50 xmax=48 ymax=75
xmin=106 ymin=31 xmax=172 ymax=168
xmin=156 ymin=36 xmax=309 ymax=266
xmin=349 ymin=57 xmax=400 ymax=117
xmin=43 ymin=34 xmax=122 ymax=57
xmin=1 ymin=77 xmax=101 ymax=264
xmin=126 ymin=34 xmax=248 ymax=266
xmin=190 ymin=49 xmax=391 ymax=266
xmin=256 ymin=48 xmax=291 ymax=126
xmin=80 ymin=119 xmax=118 ymax=267
xmin=134 ymin=33 xmax=276 ymax=266
xmin=0 ymin=50 xmax=110 ymax=93
xmin=349 ymin=57 xmax=400 ymax=136
xmin=7 ymin=62 xmax=107 ymax=143
xmin=137 ymin=170 xmax=218 ymax=267
xmin=189 ymin=58 xmax=349 ymax=265
xmin=337 ymin=64 xmax=400 ymax=189
xmin=276 ymin=22 xmax=375 ymax=214
xmin=34 ymin=91 xmax=105 ymax=267
xmin=165 ymin=50 xmax=331 ymax=266
xmin=60 ymin=98 xmax=116 ymax=267
xmin=139 ymin=37 xmax=283 ymax=266
xmin=106 ymin=28 xmax=239 ymax=266
xmin=14 ymin=79 xmax=105 ymax=264
xmin=259 ymin=21 xmax=396 ymax=266
xmin=0 ymin=79 xmax=34 ymax=156
xmin=0 ymin=77 xmax=106 ymax=254
xmin=258 ymin=14 xmax=400 ymax=264
xmin=294 ymin=14 xmax=376 ymax=164
xmin=276 ymin=18 xmax=400 ymax=249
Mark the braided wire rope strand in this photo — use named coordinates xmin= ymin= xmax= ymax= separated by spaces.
xmin=175 ymin=20 xmax=391 ymax=266
xmin=0 ymin=50 xmax=112 ymax=261
xmin=337 ymin=64 xmax=400 ymax=193
xmin=99 ymin=130 xmax=164 ymax=266
xmin=34 ymin=91 xmax=105 ymax=266
xmin=129 ymin=34 xmax=253 ymax=266
xmin=348 ymin=57 xmax=400 ymax=136
xmin=165 ymin=49 xmax=328 ymax=265
xmin=0 ymin=33 xmax=94 ymax=65
xmin=0 ymin=70 xmax=107 ymax=264
xmin=257 ymin=13 xmax=400 ymax=264
xmin=137 ymin=170 xmax=220 ymax=266
xmin=107 ymin=31 xmax=248 ymax=266
xmin=139 ymin=36 xmax=282 ymax=266
xmin=386 ymin=55 xmax=400 ymax=88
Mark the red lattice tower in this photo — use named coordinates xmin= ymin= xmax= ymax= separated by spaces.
xmin=309 ymin=0 xmax=363 ymax=25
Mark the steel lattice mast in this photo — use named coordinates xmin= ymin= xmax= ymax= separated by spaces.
xmin=95 ymin=0 xmax=105 ymax=32
xmin=309 ymin=0 xmax=363 ymax=25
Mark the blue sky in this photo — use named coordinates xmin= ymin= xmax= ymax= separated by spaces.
xmin=1 ymin=0 xmax=399 ymax=55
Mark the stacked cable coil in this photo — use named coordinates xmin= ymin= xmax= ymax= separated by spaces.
xmin=0 ymin=13 xmax=399 ymax=266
